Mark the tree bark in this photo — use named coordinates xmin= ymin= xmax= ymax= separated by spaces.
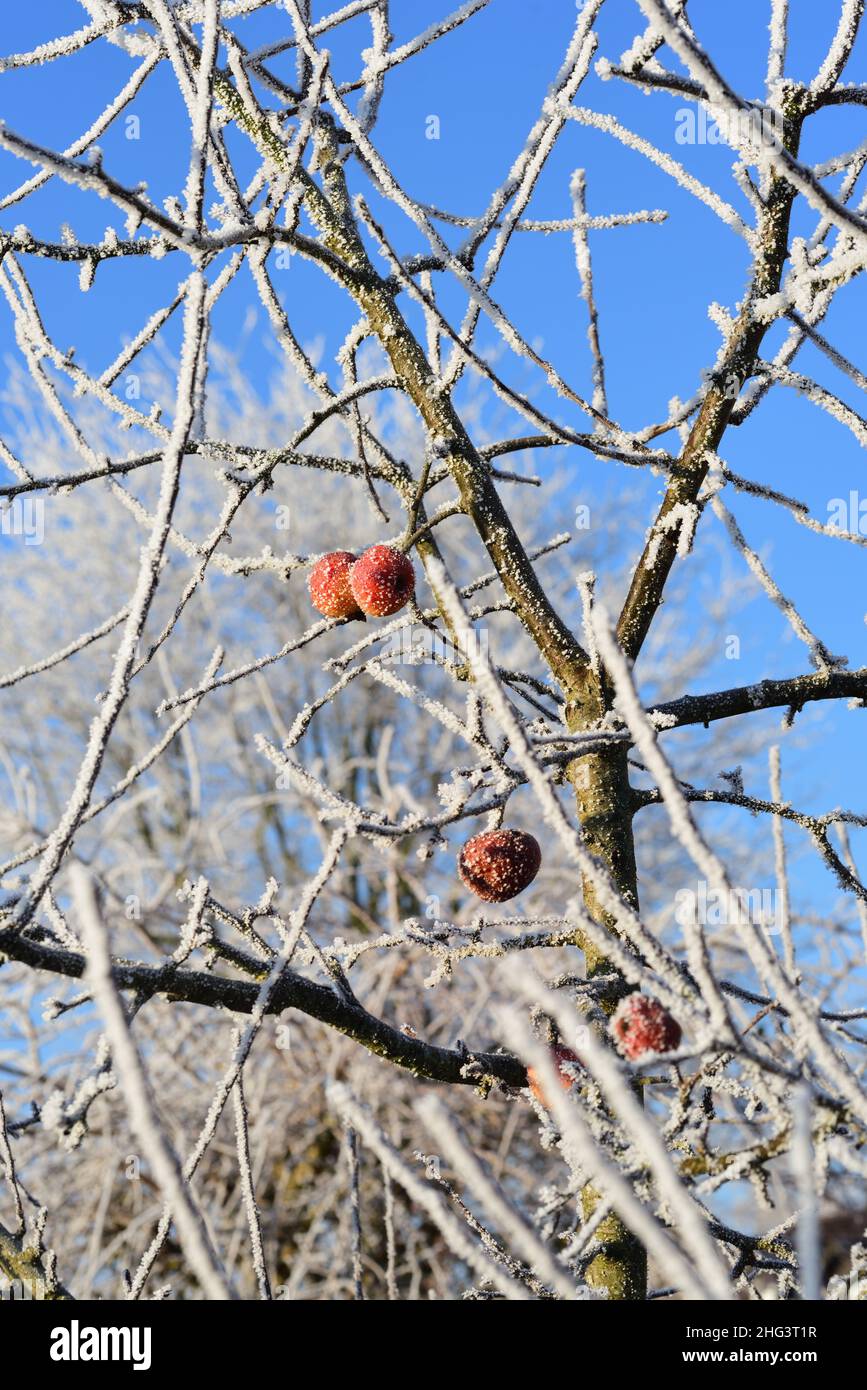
xmin=567 ymin=674 xmax=647 ymax=1300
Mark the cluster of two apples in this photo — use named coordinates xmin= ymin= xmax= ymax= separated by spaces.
xmin=308 ymin=544 xmax=416 ymax=620
xmin=527 ymin=997 xmax=684 ymax=1108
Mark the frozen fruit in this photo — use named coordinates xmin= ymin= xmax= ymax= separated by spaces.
xmin=308 ymin=551 xmax=362 ymax=619
xmin=458 ymin=828 xmax=541 ymax=902
xmin=611 ymin=994 xmax=682 ymax=1060
xmin=350 ymin=544 xmax=415 ymax=617
xmin=526 ymin=1043 xmax=582 ymax=1107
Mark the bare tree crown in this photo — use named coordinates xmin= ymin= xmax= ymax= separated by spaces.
xmin=1 ymin=0 xmax=866 ymax=1305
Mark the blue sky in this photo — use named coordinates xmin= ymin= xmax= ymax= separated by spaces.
xmin=1 ymin=1 xmax=866 ymax=939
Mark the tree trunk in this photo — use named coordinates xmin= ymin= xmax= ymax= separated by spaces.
xmin=567 ymin=678 xmax=647 ymax=1300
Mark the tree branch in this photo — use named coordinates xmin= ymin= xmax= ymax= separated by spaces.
xmin=647 ymin=665 xmax=867 ymax=731
xmin=0 ymin=928 xmax=528 ymax=1089
xmin=0 ymin=1219 xmax=74 ymax=1301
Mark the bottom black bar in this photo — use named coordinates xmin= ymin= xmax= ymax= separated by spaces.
xmin=3 ymin=1294 xmax=860 ymax=1377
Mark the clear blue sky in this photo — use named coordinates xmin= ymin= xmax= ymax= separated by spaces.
xmin=1 ymin=1 xmax=866 ymax=933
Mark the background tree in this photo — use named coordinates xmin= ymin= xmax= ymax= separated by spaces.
xmin=1 ymin=0 xmax=866 ymax=1302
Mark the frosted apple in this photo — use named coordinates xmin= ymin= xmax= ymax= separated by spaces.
xmin=611 ymin=994 xmax=682 ymax=1060
xmin=458 ymin=828 xmax=541 ymax=902
xmin=308 ymin=551 xmax=363 ymax=619
xmin=526 ymin=1043 xmax=582 ymax=1107
xmin=350 ymin=544 xmax=415 ymax=617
